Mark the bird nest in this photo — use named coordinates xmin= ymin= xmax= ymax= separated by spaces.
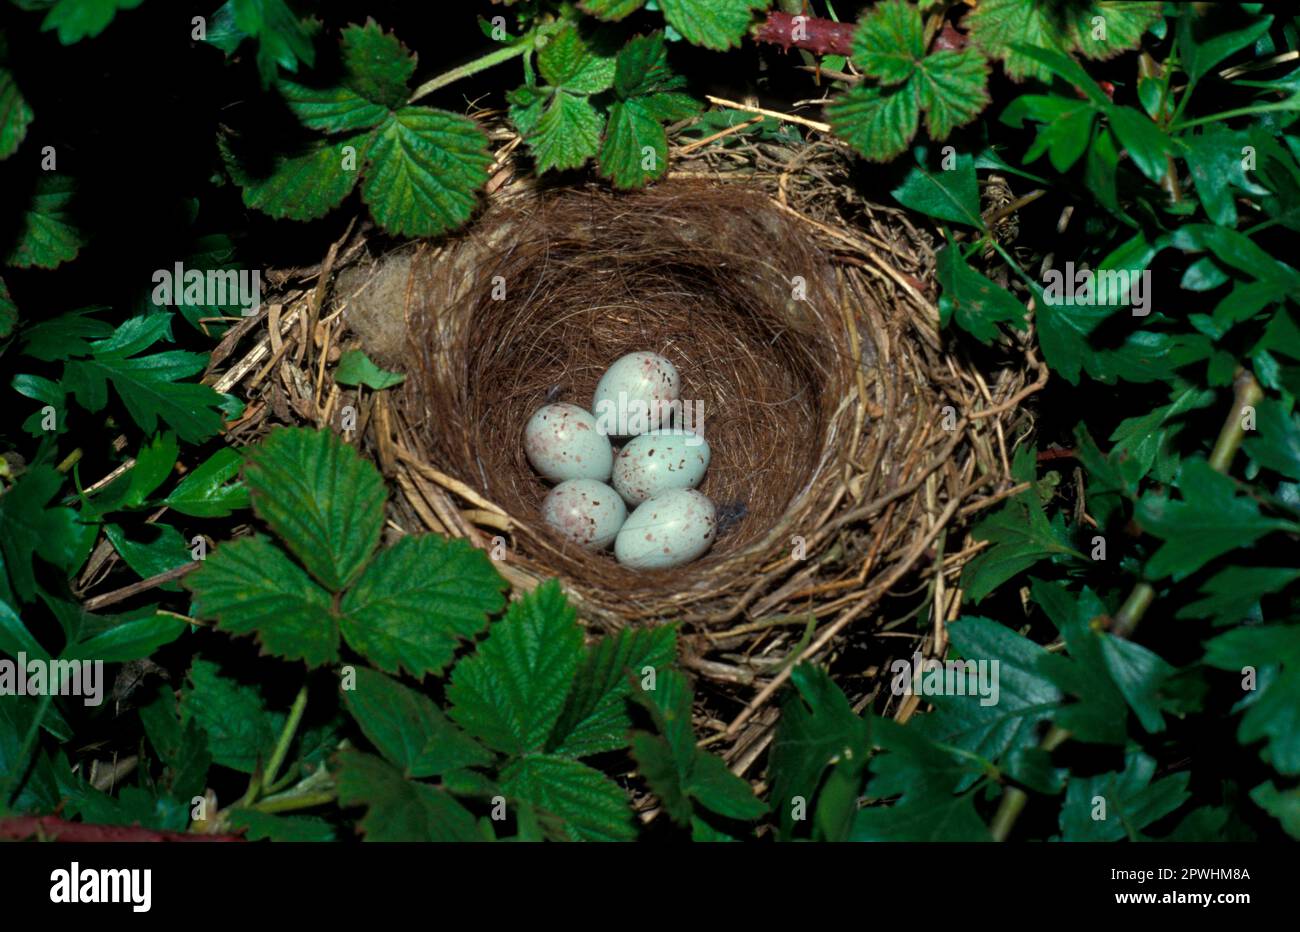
xmin=215 ymin=123 xmax=1044 ymax=757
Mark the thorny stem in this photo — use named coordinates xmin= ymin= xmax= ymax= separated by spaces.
xmin=408 ymin=22 xmax=563 ymax=104
xmin=990 ymin=370 xmax=1263 ymax=840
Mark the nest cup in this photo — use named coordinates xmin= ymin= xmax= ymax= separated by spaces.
xmin=406 ymin=182 xmax=859 ymax=619
xmin=323 ymin=136 xmax=1034 ymax=655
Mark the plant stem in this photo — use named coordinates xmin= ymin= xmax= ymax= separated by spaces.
xmin=4 ymin=691 xmax=53 ymax=808
xmin=252 ymin=791 xmax=336 ymax=814
xmin=1110 ymin=582 xmax=1156 ymax=639
xmin=1174 ymin=99 xmax=1300 ymax=130
xmin=262 ymin=683 xmax=309 ymax=794
xmin=1210 ymin=370 xmax=1265 ymax=473
xmin=408 ymin=23 xmax=561 ymax=104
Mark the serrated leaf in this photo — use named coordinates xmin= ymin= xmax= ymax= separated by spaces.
xmin=500 ymin=754 xmax=636 ymax=841
xmin=599 ymin=97 xmax=672 ymax=188
xmin=962 ymin=448 xmax=1082 ymax=601
xmin=827 ymin=82 xmax=919 ymax=163
xmin=361 ymin=107 xmax=492 ymax=237
xmin=657 ymin=0 xmax=767 ymax=51
xmin=40 ymin=0 xmax=144 ymax=44
xmin=180 ymin=659 xmax=284 ymax=774
xmin=0 ymin=466 xmax=84 ymax=602
xmin=447 ymin=580 xmax=582 ymax=754
xmin=1251 ymin=782 xmax=1300 ymax=840
xmin=339 ymin=535 xmax=508 ymax=678
xmin=0 ymin=68 xmax=33 ymax=159
xmin=549 ymin=625 xmax=677 ymax=758
xmin=935 ymin=239 xmax=1026 ymax=343
xmin=581 ymin=0 xmax=644 ymax=21
xmin=207 ymin=0 xmax=315 ymax=86
xmin=277 ymin=80 xmax=389 ymax=134
xmin=920 ymin=616 xmax=1064 ymax=777
xmin=1058 ymin=748 xmax=1190 ymax=840
xmin=342 ymin=667 xmax=491 ymax=778
xmin=163 ymin=448 xmax=249 ymax=518
xmin=19 ymin=308 xmax=113 ymax=362
xmin=526 ymin=90 xmax=604 ymax=173
xmin=917 ymin=50 xmax=990 ymax=140
xmin=769 ymin=664 xmax=869 ymax=840
xmin=223 ymin=132 xmax=364 ymax=221
xmin=851 ymin=0 xmax=923 ymax=85
xmin=630 ymin=732 xmax=693 ymax=825
xmin=341 ymin=19 xmax=416 ymax=110
xmin=538 ymin=25 xmax=616 ymax=94
xmin=1244 ymin=398 xmax=1300 ymax=481
xmin=186 ymin=535 xmax=338 ymax=667
xmin=1136 ymin=459 xmax=1297 ymax=580
xmin=334 ymin=348 xmax=405 ymax=390
xmin=1204 ymin=626 xmax=1300 ymax=775
xmin=1176 ymin=566 xmax=1300 ymax=626
xmin=242 ymin=427 xmax=386 ymax=592
xmin=335 ymin=750 xmax=479 ymax=841
xmin=686 ymin=749 xmax=766 ymax=821
xmin=5 ymin=174 xmax=83 ymax=269
xmin=229 ymin=808 xmax=336 ymax=842
xmin=1176 ymin=5 xmax=1270 ymax=85
xmin=612 ymin=31 xmax=687 ymax=99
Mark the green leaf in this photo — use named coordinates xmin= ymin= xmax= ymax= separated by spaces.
xmin=447 ymin=580 xmax=582 ymax=754
xmin=1177 ymin=566 xmax=1300 ymax=626
xmin=548 ymin=625 xmax=677 ymax=758
xmin=55 ymin=313 xmax=225 ymax=443
xmin=1058 ymin=748 xmax=1190 ymax=841
xmin=19 ymin=308 xmax=113 ymax=362
xmin=0 ymin=466 xmax=83 ymax=602
xmin=5 ymin=174 xmax=83 ymax=269
xmin=334 ymin=348 xmax=405 ymax=390
xmin=686 ymin=749 xmax=766 ymax=821
xmin=360 ymin=107 xmax=492 ymax=237
xmin=207 ymin=0 xmax=315 ymax=86
xmin=538 ymin=25 xmax=616 ymax=94
xmin=1251 ymin=781 xmax=1300 ymax=840
xmin=222 ymin=131 xmax=364 ymax=222
xmin=277 ymin=80 xmax=388 ymax=134
xmin=599 ymin=98 xmax=671 ymax=188
xmin=180 ymin=659 xmax=284 ymax=774
xmin=935 ymin=239 xmax=1026 ymax=343
xmin=656 ymin=0 xmax=767 ymax=51
xmin=1108 ymin=106 xmax=1171 ymax=184
xmin=500 ymin=754 xmax=636 ymax=841
xmin=961 ymin=447 xmax=1082 ymax=601
xmin=163 ymin=448 xmax=249 ymax=518
xmin=40 ymin=0 xmax=144 ymax=44
xmin=339 ymin=535 xmax=508 ymax=679
xmin=1204 ymin=626 xmax=1300 ymax=775
xmin=0 ymin=68 xmax=33 ymax=159
xmin=525 ymin=90 xmax=605 ymax=173
xmin=917 ymin=50 xmax=991 ymax=141
xmin=1244 ymin=398 xmax=1300 ymax=480
xmin=342 ymin=666 xmax=491 ymax=778
xmin=889 ymin=152 xmax=981 ymax=227
xmin=581 ymin=0 xmax=645 ymax=20
xmin=242 ymin=427 xmax=386 ymax=592
xmin=1182 ymin=126 xmax=1258 ymax=227
xmin=1136 ymin=459 xmax=1297 ymax=580
xmin=0 ymin=598 xmax=49 ymax=661
xmin=1176 ymin=8 xmax=1273 ymax=85
xmin=769 ymin=664 xmax=871 ymax=840
xmin=102 ymin=522 xmax=191 ymax=587
xmin=335 ymin=750 xmax=480 ymax=841
xmin=612 ymin=31 xmax=688 ymax=100
xmin=0 ymin=276 xmax=15 ymax=338
xmin=1098 ymin=635 xmax=1176 ymax=734
xmin=229 ymin=808 xmax=336 ymax=842
xmin=851 ymin=0 xmax=923 ymax=85
xmin=340 ymin=19 xmax=416 ymax=110
xmin=827 ymin=83 xmax=919 ymax=164
xmin=64 ymin=610 xmax=187 ymax=663
xmin=630 ymin=732 xmax=693 ymax=824
xmin=921 ymin=616 xmax=1063 ymax=775
xmin=186 ymin=535 xmax=338 ymax=667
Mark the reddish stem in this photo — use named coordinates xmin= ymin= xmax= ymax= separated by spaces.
xmin=754 ymin=11 xmax=855 ymax=57
xmin=0 ymin=815 xmax=245 ymax=842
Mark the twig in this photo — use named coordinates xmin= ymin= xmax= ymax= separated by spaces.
xmin=705 ymin=95 xmax=831 ymax=133
xmin=82 ymin=562 xmax=199 ymax=612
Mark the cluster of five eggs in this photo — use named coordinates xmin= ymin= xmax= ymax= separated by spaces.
xmin=523 ymin=352 xmax=717 ymax=569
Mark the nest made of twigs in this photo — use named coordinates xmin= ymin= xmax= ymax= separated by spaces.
xmin=215 ymin=122 xmax=1044 ymax=758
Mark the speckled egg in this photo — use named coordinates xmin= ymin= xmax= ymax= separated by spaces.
xmin=614 ymin=489 xmax=717 ymax=570
xmin=542 ymin=479 xmax=627 ymax=549
xmin=524 ymin=403 xmax=613 ymax=482
xmin=611 ymin=429 xmax=710 ymax=506
xmin=591 ymin=351 xmax=680 ymax=437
